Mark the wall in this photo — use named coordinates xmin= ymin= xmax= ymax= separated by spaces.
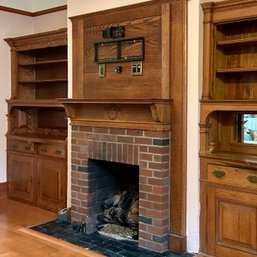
xmin=32 ymin=0 xmax=67 ymax=12
xmin=0 ymin=0 xmax=67 ymax=12
xmin=187 ymin=0 xmax=202 ymax=252
xmin=0 ymin=10 xmax=67 ymax=183
xmin=67 ymin=0 xmax=199 ymax=253
xmin=33 ymin=10 xmax=67 ymax=32
xmin=0 ymin=12 xmax=33 ymax=182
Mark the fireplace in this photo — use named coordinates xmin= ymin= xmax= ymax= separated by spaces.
xmin=87 ymin=159 xmax=139 ymax=239
xmin=70 ymin=126 xmax=170 ymax=252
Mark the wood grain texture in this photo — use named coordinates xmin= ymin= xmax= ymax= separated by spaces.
xmin=0 ymin=198 xmax=103 ymax=257
xmin=200 ymin=1 xmax=257 ymax=256
xmin=169 ymin=0 xmax=187 ymax=252
xmin=6 ymin=29 xmax=68 ymax=213
xmin=0 ymin=182 xmax=7 ymax=199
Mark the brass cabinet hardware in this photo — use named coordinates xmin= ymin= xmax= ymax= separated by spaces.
xmin=55 ymin=150 xmax=62 ymax=155
xmin=25 ymin=146 xmax=31 ymax=151
xmin=213 ymin=170 xmax=226 ymax=178
xmin=247 ymin=175 xmax=257 ymax=184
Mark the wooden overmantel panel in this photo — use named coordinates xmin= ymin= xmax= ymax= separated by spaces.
xmin=70 ymin=0 xmax=171 ymax=100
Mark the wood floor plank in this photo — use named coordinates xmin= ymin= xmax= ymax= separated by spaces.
xmin=0 ymin=199 xmax=104 ymax=257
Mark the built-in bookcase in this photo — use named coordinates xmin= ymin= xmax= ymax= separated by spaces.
xmin=200 ymin=2 xmax=257 ymax=257
xmin=5 ymin=29 xmax=68 ymax=213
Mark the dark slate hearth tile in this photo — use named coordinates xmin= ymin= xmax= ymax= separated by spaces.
xmin=30 ymin=220 xmax=193 ymax=257
xmin=119 ymin=250 xmax=142 ymax=257
xmin=153 ymin=138 xmax=170 ymax=146
xmin=137 ymin=251 xmax=157 ymax=257
xmin=104 ymin=244 xmax=123 ymax=252
xmin=162 ymin=252 xmax=180 ymax=257
xmin=120 ymin=243 xmax=138 ymax=252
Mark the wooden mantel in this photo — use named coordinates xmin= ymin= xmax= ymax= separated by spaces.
xmin=59 ymin=98 xmax=173 ymax=131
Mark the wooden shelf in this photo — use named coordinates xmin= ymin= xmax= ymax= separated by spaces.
xmin=216 ymin=67 xmax=257 ymax=73
xmin=217 ymin=37 xmax=257 ymax=47
xmin=19 ymin=59 xmax=67 ymax=67
xmin=200 ymin=151 xmax=257 ymax=168
xmin=7 ymin=133 xmax=67 ymax=144
xmin=18 ymin=79 xmax=67 ymax=84
xmin=6 ymin=99 xmax=63 ymax=108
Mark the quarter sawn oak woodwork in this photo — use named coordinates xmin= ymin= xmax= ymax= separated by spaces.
xmin=5 ymin=29 xmax=68 ymax=213
xmin=200 ymin=1 xmax=257 ymax=257
xmin=66 ymin=0 xmax=187 ymax=253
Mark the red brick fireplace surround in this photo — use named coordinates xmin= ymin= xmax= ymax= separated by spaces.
xmin=70 ymin=125 xmax=170 ymax=252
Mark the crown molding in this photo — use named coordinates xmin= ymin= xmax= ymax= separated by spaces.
xmin=0 ymin=5 xmax=67 ymax=17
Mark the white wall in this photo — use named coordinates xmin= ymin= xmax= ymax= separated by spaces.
xmin=67 ymin=0 xmax=201 ymax=253
xmin=68 ymin=0 xmax=151 ymax=17
xmin=32 ymin=0 xmax=67 ymax=12
xmin=187 ymin=0 xmax=202 ymax=253
xmin=0 ymin=0 xmax=67 ymax=12
xmin=33 ymin=10 xmax=67 ymax=32
xmin=0 ymin=0 xmax=34 ymax=12
xmin=0 ymin=12 xmax=33 ymax=182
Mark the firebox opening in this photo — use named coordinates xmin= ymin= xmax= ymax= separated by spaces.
xmin=88 ymin=159 xmax=139 ymax=240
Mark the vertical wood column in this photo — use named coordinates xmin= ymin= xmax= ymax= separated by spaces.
xmin=72 ymin=18 xmax=85 ymax=98
xmin=169 ymin=0 xmax=187 ymax=253
xmin=201 ymin=3 xmax=214 ymax=100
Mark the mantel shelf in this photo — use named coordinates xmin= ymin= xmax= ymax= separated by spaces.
xmin=58 ymin=98 xmax=173 ymax=131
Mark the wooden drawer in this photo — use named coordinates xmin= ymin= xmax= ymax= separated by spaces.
xmin=208 ymin=164 xmax=257 ymax=190
xmin=8 ymin=140 xmax=34 ymax=153
xmin=37 ymin=144 xmax=66 ymax=158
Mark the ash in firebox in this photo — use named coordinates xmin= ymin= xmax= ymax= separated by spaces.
xmin=97 ymin=190 xmax=139 ymax=240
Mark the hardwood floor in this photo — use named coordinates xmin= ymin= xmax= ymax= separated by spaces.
xmin=0 ymin=198 xmax=103 ymax=257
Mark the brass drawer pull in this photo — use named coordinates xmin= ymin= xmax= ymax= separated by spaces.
xmin=12 ymin=144 xmax=18 ymax=149
xmin=55 ymin=150 xmax=62 ymax=155
xmin=247 ymin=175 xmax=257 ymax=184
xmin=213 ymin=170 xmax=226 ymax=178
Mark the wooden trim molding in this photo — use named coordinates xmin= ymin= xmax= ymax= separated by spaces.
xmin=60 ymin=99 xmax=173 ymax=131
xmin=0 ymin=5 xmax=67 ymax=17
xmin=0 ymin=182 xmax=7 ymax=199
xmin=33 ymin=5 xmax=67 ymax=16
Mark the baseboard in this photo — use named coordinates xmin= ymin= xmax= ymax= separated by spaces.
xmin=168 ymin=233 xmax=187 ymax=253
xmin=0 ymin=182 xmax=7 ymax=199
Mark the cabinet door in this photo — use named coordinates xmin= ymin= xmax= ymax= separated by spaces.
xmin=8 ymin=153 xmax=34 ymax=203
xmin=36 ymin=157 xmax=67 ymax=212
xmin=207 ymin=186 xmax=257 ymax=257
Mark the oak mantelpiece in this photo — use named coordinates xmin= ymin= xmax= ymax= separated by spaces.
xmin=59 ymin=98 xmax=172 ymax=131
